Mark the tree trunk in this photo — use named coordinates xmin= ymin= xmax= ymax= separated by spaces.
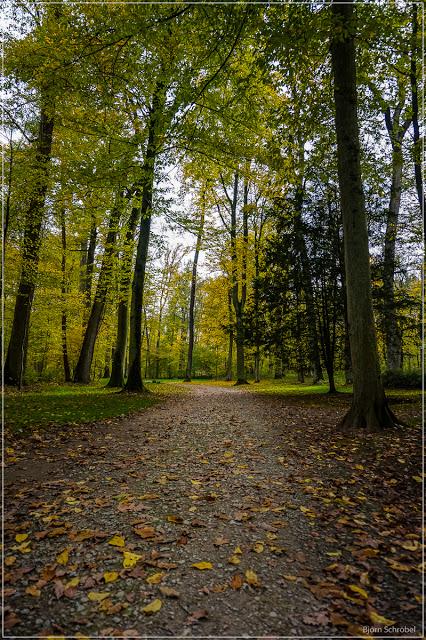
xmin=60 ymin=208 xmax=72 ymax=382
xmin=73 ymin=195 xmax=122 ymax=383
xmin=185 ymin=204 xmax=205 ymax=382
xmin=124 ymin=85 xmax=164 ymax=392
xmin=107 ymin=204 xmax=140 ymax=387
xmin=410 ymin=3 xmax=425 ymax=222
xmin=294 ymin=187 xmax=323 ymax=383
xmin=83 ymin=215 xmax=97 ymax=311
xmin=225 ymin=289 xmax=234 ymax=381
xmin=229 ymin=173 xmax=248 ymax=385
xmin=4 ymin=106 xmax=54 ymax=387
xmin=330 ymin=0 xmax=401 ymax=430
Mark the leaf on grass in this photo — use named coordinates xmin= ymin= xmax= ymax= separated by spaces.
xmin=143 ymin=598 xmax=162 ymax=615
xmin=108 ymin=535 xmax=125 ymax=547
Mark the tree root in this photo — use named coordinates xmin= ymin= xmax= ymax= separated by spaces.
xmin=338 ymin=399 xmax=408 ymax=431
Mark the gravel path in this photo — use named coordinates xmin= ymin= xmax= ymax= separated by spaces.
xmin=4 ymin=384 xmax=422 ymax=637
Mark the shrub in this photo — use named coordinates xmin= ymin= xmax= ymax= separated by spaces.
xmin=382 ymin=369 xmax=422 ymax=389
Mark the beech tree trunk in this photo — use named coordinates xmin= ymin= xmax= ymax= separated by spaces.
xmin=225 ymin=289 xmax=234 ymax=381
xmin=382 ymin=106 xmax=410 ymax=371
xmin=107 ymin=204 xmax=140 ymax=387
xmin=4 ymin=106 xmax=54 ymax=387
xmin=73 ymin=196 xmax=122 ymax=383
xmin=124 ymin=85 xmax=164 ymax=392
xmin=330 ymin=0 xmax=401 ymax=430
xmin=60 ymin=208 xmax=72 ymax=382
xmin=410 ymin=3 xmax=425 ymax=222
xmin=185 ymin=204 xmax=205 ymax=382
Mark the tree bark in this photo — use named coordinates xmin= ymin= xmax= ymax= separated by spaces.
xmin=124 ymin=85 xmax=164 ymax=392
xmin=60 ymin=208 xmax=72 ymax=382
xmin=410 ymin=3 xmax=425 ymax=222
xmin=73 ymin=195 xmax=122 ymax=383
xmin=330 ymin=0 xmax=401 ymax=430
xmin=382 ymin=106 xmax=410 ymax=371
xmin=4 ymin=105 xmax=54 ymax=387
xmin=107 ymin=204 xmax=140 ymax=387
xmin=225 ymin=288 xmax=234 ymax=381
xmin=184 ymin=200 xmax=205 ymax=381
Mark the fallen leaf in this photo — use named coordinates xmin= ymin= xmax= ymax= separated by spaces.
xmin=186 ymin=609 xmax=208 ymax=625
xmin=56 ymin=549 xmax=69 ymax=566
xmin=108 ymin=535 xmax=125 ymax=547
xmin=15 ymin=533 xmax=29 ymax=543
xmin=143 ymin=598 xmax=162 ymax=615
xmin=123 ymin=551 xmax=143 ymax=568
xmin=230 ymin=574 xmax=244 ymax=589
xmin=159 ymin=586 xmax=179 ymax=598
xmin=368 ymin=609 xmax=395 ymax=626
xmin=253 ymin=542 xmax=264 ymax=553
xmin=348 ymin=584 xmax=368 ymax=599
xmin=245 ymin=569 xmax=261 ymax=587
xmin=25 ymin=585 xmax=41 ymax=597
xmin=88 ymin=591 xmax=110 ymax=602
xmin=104 ymin=572 xmax=119 ymax=583
xmin=146 ymin=572 xmax=164 ymax=585
xmin=192 ymin=562 xmax=213 ymax=570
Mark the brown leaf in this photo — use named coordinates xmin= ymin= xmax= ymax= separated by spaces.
xmin=230 ymin=574 xmax=244 ymax=590
xmin=159 ymin=586 xmax=180 ymax=598
xmin=186 ymin=609 xmax=209 ymax=625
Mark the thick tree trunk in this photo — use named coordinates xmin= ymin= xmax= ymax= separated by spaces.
xmin=73 ymin=196 xmax=122 ymax=383
xmin=185 ymin=206 xmax=205 ymax=382
xmin=60 ymin=209 xmax=72 ymax=382
xmin=4 ymin=106 xmax=54 ymax=387
xmin=107 ymin=205 xmax=140 ymax=387
xmin=84 ymin=215 xmax=97 ymax=311
xmin=330 ymin=0 xmax=401 ymax=430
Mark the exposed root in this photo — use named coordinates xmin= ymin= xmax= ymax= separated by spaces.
xmin=234 ymin=379 xmax=249 ymax=386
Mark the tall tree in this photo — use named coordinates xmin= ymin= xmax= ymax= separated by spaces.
xmin=330 ymin=0 xmax=401 ymax=430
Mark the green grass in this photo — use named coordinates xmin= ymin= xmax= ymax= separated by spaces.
xmin=4 ymin=380 xmax=180 ymax=434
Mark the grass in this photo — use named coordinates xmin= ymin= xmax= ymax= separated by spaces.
xmin=4 ymin=380 xmax=181 ymax=434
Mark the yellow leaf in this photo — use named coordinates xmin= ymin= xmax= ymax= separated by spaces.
xmin=15 ymin=533 xmax=29 ymax=543
xmin=192 ymin=562 xmax=213 ymax=570
xmin=56 ymin=549 xmax=69 ymax=565
xmin=228 ymin=555 xmax=241 ymax=565
xmin=223 ymin=451 xmax=234 ymax=458
xmin=400 ymin=540 xmax=419 ymax=551
xmin=108 ymin=535 xmax=125 ymax=547
xmin=253 ymin=542 xmax=264 ymax=553
xmin=143 ymin=598 xmax=162 ymax=615
xmin=385 ymin=559 xmax=412 ymax=571
xmin=146 ymin=572 xmax=164 ymax=584
xmin=88 ymin=591 xmax=110 ymax=602
xmin=104 ymin=571 xmax=119 ymax=583
xmin=368 ymin=609 xmax=395 ymax=626
xmin=412 ymin=476 xmax=422 ymax=483
xmin=5 ymin=556 xmax=16 ymax=566
xmin=234 ymin=546 xmax=243 ymax=554
xmin=16 ymin=541 xmax=31 ymax=553
xmin=123 ymin=551 xmax=143 ymax=568
xmin=245 ymin=569 xmax=261 ymax=587
xmin=348 ymin=585 xmax=368 ymax=599
xmin=65 ymin=577 xmax=79 ymax=589
xmin=25 ymin=585 xmax=41 ymax=597
xmin=283 ymin=574 xmax=297 ymax=582
xmin=326 ymin=551 xmax=341 ymax=557
xmin=190 ymin=480 xmax=201 ymax=485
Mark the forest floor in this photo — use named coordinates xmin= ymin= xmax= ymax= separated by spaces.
xmin=4 ymin=383 xmax=423 ymax=638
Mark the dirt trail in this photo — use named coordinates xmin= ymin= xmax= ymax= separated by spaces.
xmin=4 ymin=384 xmax=422 ymax=637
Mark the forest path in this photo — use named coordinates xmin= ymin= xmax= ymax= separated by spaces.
xmin=4 ymin=384 xmax=422 ymax=636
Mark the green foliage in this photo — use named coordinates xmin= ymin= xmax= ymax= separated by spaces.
xmin=382 ymin=369 xmax=422 ymax=389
